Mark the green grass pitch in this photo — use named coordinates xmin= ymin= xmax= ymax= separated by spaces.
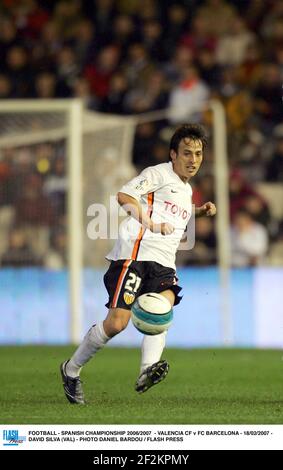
xmin=1 ymin=346 xmax=282 ymax=424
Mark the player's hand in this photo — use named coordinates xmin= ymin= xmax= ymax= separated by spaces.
xmin=197 ymin=202 xmax=217 ymax=217
xmin=151 ymin=222 xmax=175 ymax=235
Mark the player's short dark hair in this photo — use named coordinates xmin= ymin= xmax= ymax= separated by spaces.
xmin=169 ymin=124 xmax=208 ymax=154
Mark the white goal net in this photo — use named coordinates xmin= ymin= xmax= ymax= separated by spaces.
xmin=0 ymin=100 xmax=136 ymax=343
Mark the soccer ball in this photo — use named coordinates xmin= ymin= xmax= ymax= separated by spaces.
xmin=131 ymin=293 xmax=173 ymax=335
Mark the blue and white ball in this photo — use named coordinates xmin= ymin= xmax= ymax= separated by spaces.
xmin=131 ymin=293 xmax=173 ymax=335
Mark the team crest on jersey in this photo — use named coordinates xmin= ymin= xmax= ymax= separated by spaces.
xmin=135 ymin=178 xmax=149 ymax=191
xmin=124 ymin=292 xmax=136 ymax=305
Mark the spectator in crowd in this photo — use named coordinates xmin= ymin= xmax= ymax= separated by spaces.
xmin=141 ymin=19 xmax=165 ymax=62
xmin=0 ymin=16 xmax=20 ymax=66
xmin=266 ymin=136 xmax=283 ymax=183
xmin=180 ymin=14 xmax=217 ymax=55
xmin=5 ymin=45 xmax=32 ymax=97
xmin=0 ymin=73 xmax=12 ymax=98
xmin=244 ymin=0 xmax=268 ymax=32
xmin=176 ymin=216 xmax=217 ymax=266
xmin=191 ymin=217 xmax=217 ymax=265
xmin=72 ymin=19 xmax=97 ymax=68
xmin=243 ymin=194 xmax=271 ymax=230
xmin=44 ymin=157 xmax=67 ymax=217
xmin=261 ymin=2 xmax=283 ymax=47
xmin=150 ymin=140 xmax=168 ymax=166
xmin=72 ymin=76 xmax=99 ymax=110
xmin=123 ymin=42 xmax=155 ymax=88
xmin=237 ymin=42 xmax=263 ymax=87
xmin=197 ymin=47 xmax=222 ymax=90
xmin=0 ymin=150 xmax=14 ymax=206
xmin=197 ymin=0 xmax=237 ymax=37
xmin=275 ymin=46 xmax=283 ymax=79
xmin=229 ymin=169 xmax=266 ymax=220
xmin=132 ymin=122 xmax=157 ymax=170
xmin=268 ymin=220 xmax=283 ymax=266
xmin=1 ymin=227 xmax=42 ymax=267
xmin=193 ymin=174 xmax=215 ymax=207
xmin=53 ymin=0 xmax=84 ymax=40
xmin=162 ymin=3 xmax=189 ymax=60
xmin=56 ymin=46 xmax=80 ymax=95
xmin=135 ymin=0 xmax=161 ymax=23
xmin=253 ymin=63 xmax=283 ymax=132
xmin=15 ymin=174 xmax=55 ymax=226
xmin=234 ymin=125 xmax=266 ymax=182
xmin=88 ymin=0 xmax=117 ymax=39
xmin=112 ymin=15 xmax=138 ymax=59
xmin=9 ymin=148 xmax=34 ymax=204
xmin=169 ymin=65 xmax=209 ymax=124
xmin=39 ymin=21 xmax=62 ymax=63
xmin=216 ymin=16 xmax=256 ymax=66
xmin=34 ymin=72 xmax=58 ymax=98
xmin=124 ymin=69 xmax=169 ymax=114
xmin=12 ymin=0 xmax=50 ymax=41
xmin=100 ymin=71 xmax=128 ymax=114
xmin=84 ymin=45 xmax=120 ymax=98
xmin=231 ymin=209 xmax=268 ymax=267
xmin=163 ymin=45 xmax=193 ymax=85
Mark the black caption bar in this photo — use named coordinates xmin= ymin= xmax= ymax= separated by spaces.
xmin=3 ymin=450 xmax=280 ymax=467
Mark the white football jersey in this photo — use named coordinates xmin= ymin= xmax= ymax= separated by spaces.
xmin=106 ymin=162 xmax=193 ymax=269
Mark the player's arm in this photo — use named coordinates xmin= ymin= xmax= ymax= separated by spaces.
xmin=117 ymin=192 xmax=174 ymax=235
xmin=195 ymin=202 xmax=217 ymax=218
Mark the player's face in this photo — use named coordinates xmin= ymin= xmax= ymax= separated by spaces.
xmin=170 ymin=138 xmax=203 ymax=181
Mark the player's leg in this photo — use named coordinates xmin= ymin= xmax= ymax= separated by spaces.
xmin=103 ymin=305 xmax=132 ymax=337
xmin=135 ymin=261 xmax=183 ymax=394
xmin=60 ymin=307 xmax=130 ymax=404
xmin=139 ymin=289 xmax=175 ymax=373
xmin=66 ymin=307 xmax=131 ymax=376
xmin=61 ymin=259 xmax=143 ymax=404
xmin=135 ymin=289 xmax=175 ymax=393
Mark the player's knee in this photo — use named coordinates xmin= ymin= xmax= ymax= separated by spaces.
xmin=104 ymin=317 xmax=128 ymax=337
xmin=112 ymin=318 xmax=127 ymax=334
xmin=104 ymin=307 xmax=131 ymax=337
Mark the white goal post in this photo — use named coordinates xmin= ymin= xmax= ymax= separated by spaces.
xmin=0 ymin=98 xmax=232 ymax=345
xmin=0 ymin=100 xmax=84 ymax=344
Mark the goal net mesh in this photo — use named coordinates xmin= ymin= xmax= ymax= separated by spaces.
xmin=0 ymin=111 xmax=67 ymax=269
xmin=0 ymin=108 xmax=135 ymax=271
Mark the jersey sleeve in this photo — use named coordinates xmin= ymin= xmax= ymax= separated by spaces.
xmin=118 ymin=166 xmax=164 ymax=200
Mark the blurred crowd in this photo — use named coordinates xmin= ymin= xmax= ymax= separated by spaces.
xmin=0 ymin=0 xmax=283 ymax=268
